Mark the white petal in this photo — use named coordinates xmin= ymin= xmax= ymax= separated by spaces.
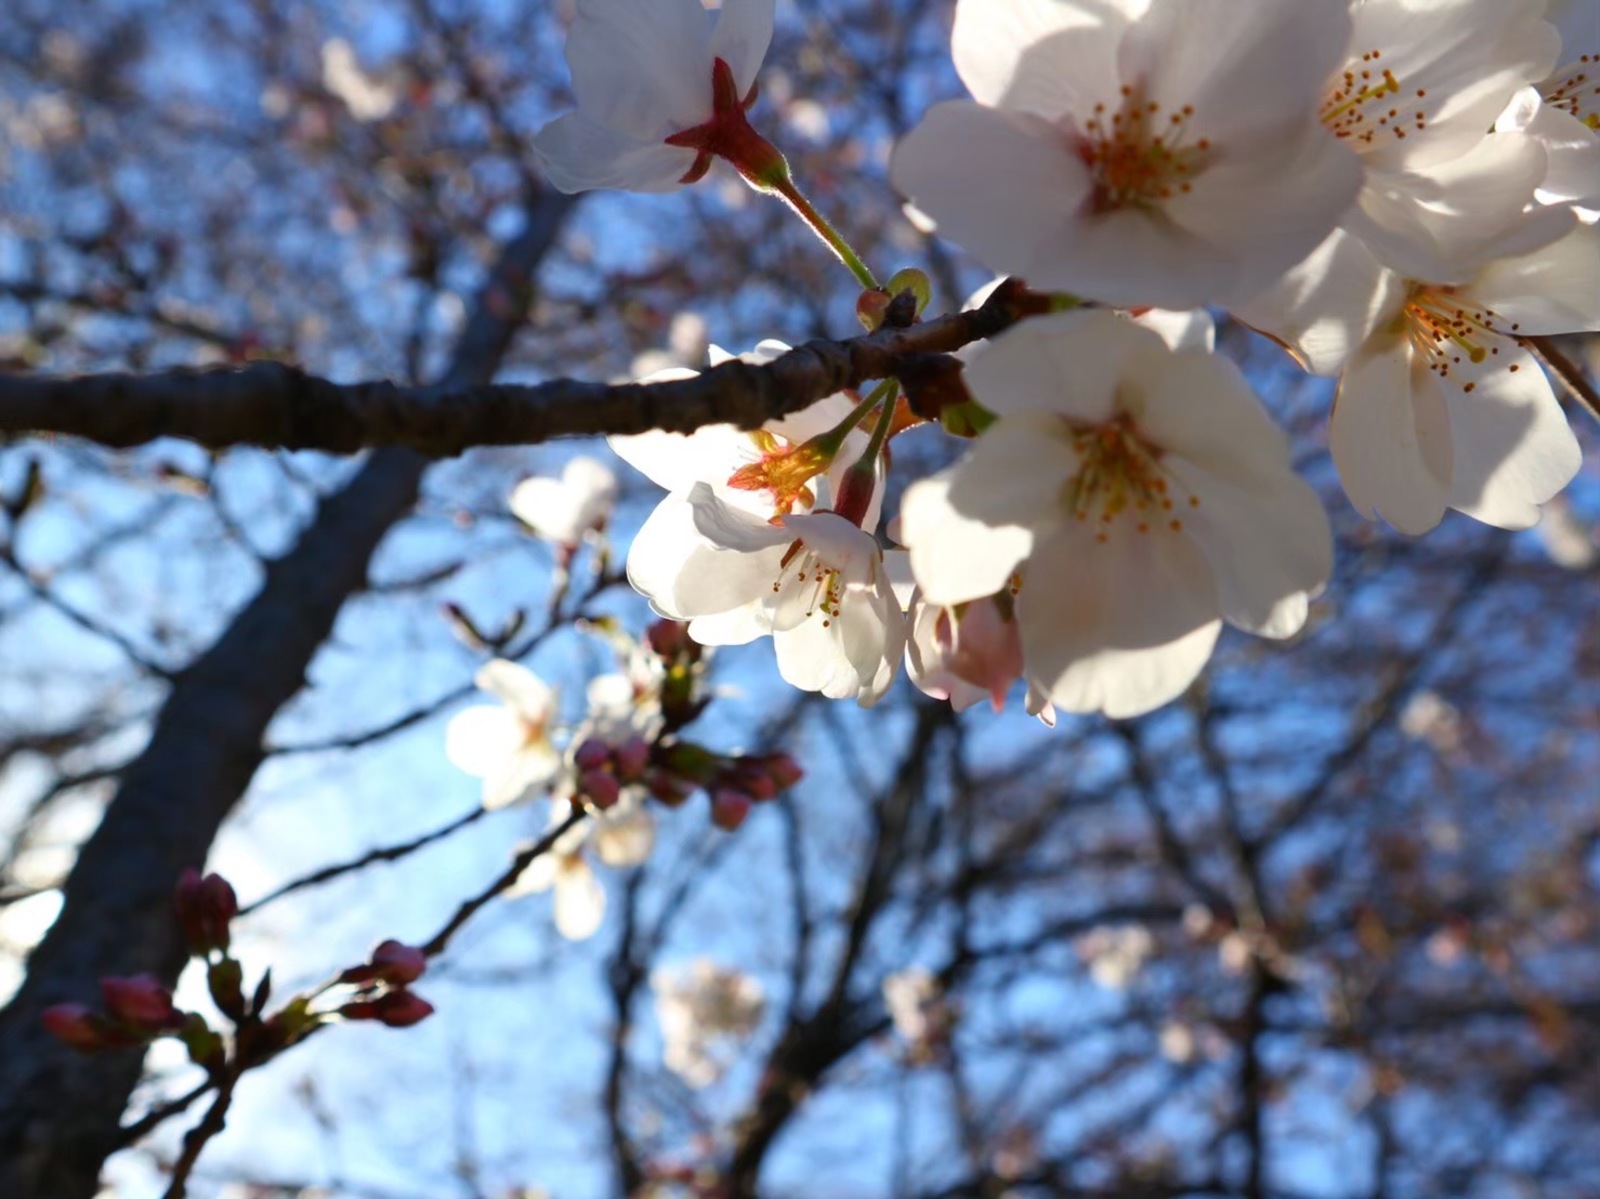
xmin=688 ymin=482 xmax=794 ymax=554
xmin=444 ymin=706 xmax=523 ymax=778
xmin=890 ymin=101 xmax=1092 ymax=287
xmin=532 ymin=111 xmax=698 ymax=195
xmin=707 ymin=0 xmax=776 ymax=98
xmin=1330 ymin=339 xmax=1454 ymax=534
xmin=566 ymin=0 xmax=715 ymax=140
xmin=687 ymin=606 xmax=772 ymax=646
xmin=554 ymin=860 xmax=607 ymax=941
xmin=900 ymin=469 xmax=1037 ymax=608
xmin=1470 ymin=224 xmax=1600 ymax=333
xmin=774 ymin=614 xmax=850 ymax=697
xmin=954 ymin=0 xmax=1128 ymax=114
xmin=594 ymin=802 xmax=657 ymax=867
xmin=1131 ymin=308 xmax=1215 ymax=353
xmin=1019 ymin=522 xmax=1221 ymax=719
xmin=1123 ymin=0 xmax=1350 ymax=149
xmin=965 ymin=310 xmax=1144 ymax=422
xmin=1232 ymin=229 xmax=1405 ymax=378
xmin=609 ymin=421 xmax=749 ymax=494
xmin=475 ymin=660 xmax=554 ymax=722
xmin=1163 ymin=458 xmax=1331 ymax=639
xmin=1445 ymin=347 xmax=1582 ymax=530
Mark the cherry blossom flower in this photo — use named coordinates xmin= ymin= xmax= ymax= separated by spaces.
xmin=1496 ymin=2 xmax=1600 ymax=217
xmin=889 ymin=0 xmax=1362 ymax=309
xmin=652 ymin=959 xmax=765 ymax=1086
xmin=632 ymin=483 xmax=904 ymax=705
xmin=532 ymin=0 xmax=775 ymax=193
xmin=610 ymin=341 xmax=878 ymax=530
xmin=512 ymin=797 xmax=656 ymax=941
xmin=1321 ymin=0 xmax=1563 ymax=280
xmin=509 ymin=456 xmax=619 ymax=547
xmin=899 ymin=310 xmax=1332 ymax=720
xmin=445 ymin=660 xmax=561 ymax=810
xmin=1241 ymin=224 xmax=1597 ymax=533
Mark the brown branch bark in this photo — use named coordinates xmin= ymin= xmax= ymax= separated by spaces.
xmin=0 ymin=189 xmax=577 ymax=1199
xmin=0 ymin=284 xmax=1033 ymax=457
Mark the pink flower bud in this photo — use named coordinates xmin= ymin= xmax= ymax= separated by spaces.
xmin=42 ymin=1003 xmax=109 ymax=1052
xmin=760 ymin=752 xmax=804 ymax=790
xmin=174 ymin=869 xmax=238 ymax=956
xmin=710 ymin=789 xmax=753 ymax=832
xmin=100 ymin=975 xmax=181 ymax=1033
xmin=370 ymin=940 xmax=427 ymax=985
xmin=579 ymin=769 xmax=622 ymax=810
xmin=613 ymin=736 xmax=651 ymax=782
xmin=371 ymin=990 xmax=436 ymax=1028
xmin=573 ymin=738 xmax=612 ymax=772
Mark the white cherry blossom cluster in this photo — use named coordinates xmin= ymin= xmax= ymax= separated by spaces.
xmin=530 ymin=0 xmax=1600 ymax=720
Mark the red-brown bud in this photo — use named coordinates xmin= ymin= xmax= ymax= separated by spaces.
xmin=710 ymin=789 xmax=753 ymax=832
xmin=370 ymin=940 xmax=427 ymax=986
xmin=174 ymin=869 xmax=238 ymax=956
xmin=573 ymin=738 xmax=612 ymax=772
xmin=613 ymin=735 xmax=651 ymax=782
xmin=646 ymin=619 xmax=695 ymax=660
xmin=759 ymin=752 xmax=805 ymax=790
xmin=579 ymin=768 xmax=622 ymax=811
xmin=42 ymin=1003 xmax=111 ymax=1051
xmin=101 ymin=975 xmax=182 ymax=1033
xmin=343 ymin=990 xmax=435 ymax=1028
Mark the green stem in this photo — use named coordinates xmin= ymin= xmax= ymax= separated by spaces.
xmin=859 ymin=380 xmax=901 ymax=461
xmin=770 ymin=176 xmax=880 ymax=291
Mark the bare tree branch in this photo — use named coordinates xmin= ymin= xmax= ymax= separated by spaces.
xmin=0 ymin=284 xmax=1034 ymax=456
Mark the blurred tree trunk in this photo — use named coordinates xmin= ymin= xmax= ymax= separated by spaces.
xmin=0 ymin=191 xmax=576 ymax=1199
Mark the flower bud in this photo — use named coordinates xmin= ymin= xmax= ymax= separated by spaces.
xmin=647 ymin=770 xmax=694 ymax=808
xmin=573 ymin=738 xmax=612 ymax=772
xmin=856 ymin=288 xmax=893 ymax=332
xmin=613 ymin=735 xmax=651 ymax=782
xmin=370 ymin=940 xmax=427 ymax=986
xmin=710 ymin=789 xmax=753 ymax=832
xmin=759 ymin=752 xmax=804 ymax=790
xmin=100 ymin=975 xmax=182 ymax=1033
xmin=646 ymin=620 xmax=696 ymax=661
xmin=344 ymin=990 xmax=436 ymax=1028
xmin=732 ymin=764 xmax=777 ymax=802
xmin=42 ymin=1003 xmax=111 ymax=1052
xmin=207 ymin=959 xmax=247 ymax=1022
xmin=579 ymin=768 xmax=622 ymax=811
xmin=174 ymin=869 xmax=238 ymax=956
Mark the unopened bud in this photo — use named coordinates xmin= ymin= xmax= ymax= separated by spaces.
xmin=573 ymin=738 xmax=612 ymax=772
xmin=710 ymin=789 xmax=753 ymax=832
xmin=369 ymin=940 xmax=427 ymax=986
xmin=760 ymin=752 xmax=804 ymax=790
xmin=613 ymin=736 xmax=651 ymax=782
xmin=646 ymin=620 xmax=696 ymax=661
xmin=175 ymin=869 xmax=238 ymax=956
xmin=101 ymin=975 xmax=182 ymax=1033
xmin=42 ymin=1003 xmax=110 ymax=1052
xmin=207 ymin=959 xmax=247 ymax=1022
xmin=579 ymin=769 xmax=622 ymax=811
xmin=733 ymin=765 xmax=777 ymax=802
xmin=178 ymin=1014 xmax=226 ymax=1073
xmin=343 ymin=989 xmax=436 ymax=1028
xmin=647 ymin=770 xmax=694 ymax=808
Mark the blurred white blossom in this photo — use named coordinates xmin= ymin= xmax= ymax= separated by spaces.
xmin=652 ymin=959 xmax=765 ymax=1085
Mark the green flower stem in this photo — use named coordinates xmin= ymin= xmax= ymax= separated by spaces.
xmin=769 ymin=175 xmax=880 ymax=291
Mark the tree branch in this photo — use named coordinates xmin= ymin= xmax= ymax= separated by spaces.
xmin=0 ymin=284 xmax=1034 ymax=456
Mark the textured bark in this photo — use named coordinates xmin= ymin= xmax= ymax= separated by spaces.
xmin=0 ymin=190 xmax=576 ymax=1199
xmin=0 ymin=286 xmax=1030 ymax=456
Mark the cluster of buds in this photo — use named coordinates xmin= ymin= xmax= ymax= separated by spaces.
xmin=572 ymin=733 xmax=652 ymax=811
xmin=42 ymin=974 xmax=186 ymax=1053
xmin=334 ymin=940 xmax=435 ymax=1028
xmin=649 ymin=743 xmax=804 ymax=832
